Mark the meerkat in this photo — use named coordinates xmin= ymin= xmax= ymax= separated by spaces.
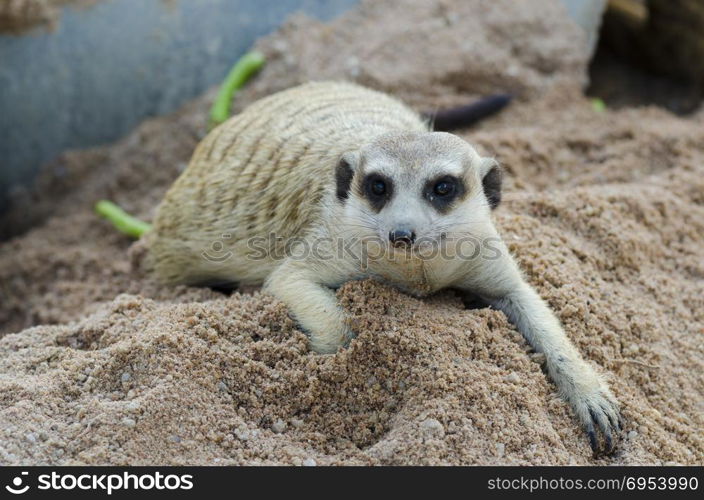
xmin=148 ymin=81 xmax=621 ymax=454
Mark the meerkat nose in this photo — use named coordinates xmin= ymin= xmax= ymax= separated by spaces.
xmin=389 ymin=228 xmax=416 ymax=246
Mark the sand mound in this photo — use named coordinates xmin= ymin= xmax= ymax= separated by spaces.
xmin=1 ymin=0 xmax=702 ymax=465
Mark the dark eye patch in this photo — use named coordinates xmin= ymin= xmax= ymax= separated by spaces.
xmin=361 ymin=173 xmax=393 ymax=211
xmin=424 ymin=175 xmax=465 ymax=213
xmin=335 ymin=157 xmax=354 ymax=202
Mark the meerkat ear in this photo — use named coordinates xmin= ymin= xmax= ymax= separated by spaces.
xmin=336 ymin=151 xmax=360 ymax=202
xmin=480 ymin=157 xmax=502 ymax=209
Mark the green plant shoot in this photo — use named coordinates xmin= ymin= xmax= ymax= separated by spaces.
xmin=95 ymin=200 xmax=152 ymax=239
xmin=209 ymin=50 xmax=266 ymax=128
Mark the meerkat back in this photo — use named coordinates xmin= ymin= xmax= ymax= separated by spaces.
xmin=148 ymin=81 xmax=427 ymax=286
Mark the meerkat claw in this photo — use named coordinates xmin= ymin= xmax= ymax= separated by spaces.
xmin=585 ymin=401 xmax=621 ymax=457
xmin=587 ymin=427 xmax=599 ymax=454
xmin=343 ymin=330 xmax=357 ymax=346
xmin=605 ymin=405 xmax=621 ymax=433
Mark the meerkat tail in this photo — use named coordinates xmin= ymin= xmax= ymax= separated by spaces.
xmin=425 ymin=93 xmax=512 ymax=131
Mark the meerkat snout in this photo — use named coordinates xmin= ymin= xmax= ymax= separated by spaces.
xmin=389 ymin=228 xmax=416 ymax=246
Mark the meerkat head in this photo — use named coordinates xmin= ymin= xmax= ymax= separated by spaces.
xmin=334 ymin=131 xmax=501 ymax=249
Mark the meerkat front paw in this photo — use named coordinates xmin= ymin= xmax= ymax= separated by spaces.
xmin=301 ymin=307 xmax=357 ymax=354
xmin=563 ymin=377 xmax=622 ymax=457
xmin=307 ymin=327 xmax=356 ymax=354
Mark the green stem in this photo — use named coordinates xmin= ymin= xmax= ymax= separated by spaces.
xmin=95 ymin=200 xmax=152 ymax=238
xmin=209 ymin=50 xmax=266 ymax=128
xmin=591 ymin=98 xmax=606 ymax=113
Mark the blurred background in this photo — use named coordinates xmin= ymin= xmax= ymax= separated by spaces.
xmin=0 ymin=0 xmax=702 ymax=237
xmin=0 ymin=0 xmax=359 ymax=218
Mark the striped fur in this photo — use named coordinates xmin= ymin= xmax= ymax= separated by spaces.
xmin=148 ymin=81 xmax=427 ymax=285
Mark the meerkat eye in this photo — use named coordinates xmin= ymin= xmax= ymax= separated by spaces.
xmin=434 ymin=180 xmax=455 ymax=196
xmin=363 ymin=174 xmax=392 ymax=199
xmin=371 ymin=179 xmax=387 ymax=196
xmin=424 ymin=175 xmax=464 ymax=213
xmin=362 ymin=173 xmax=393 ymax=211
